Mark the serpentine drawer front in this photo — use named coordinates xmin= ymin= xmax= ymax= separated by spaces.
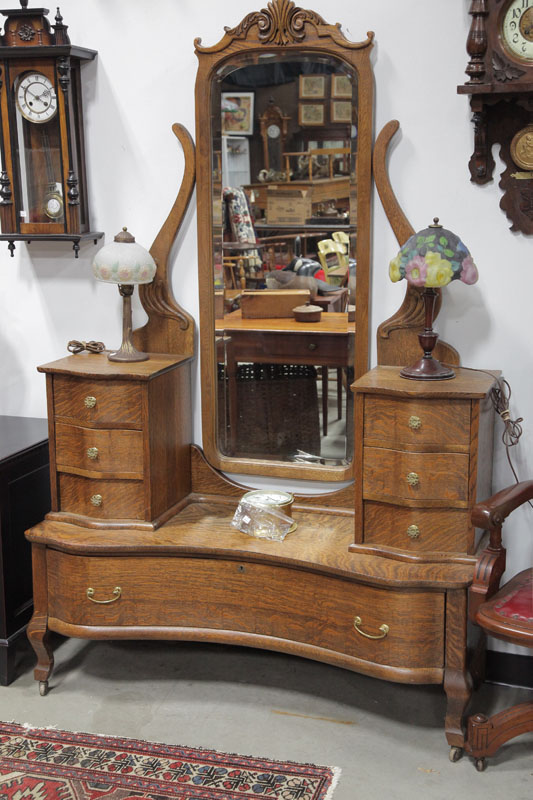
xmin=363 ymin=396 xmax=471 ymax=448
xmin=55 ymin=423 xmax=144 ymax=476
xmin=53 ymin=375 xmax=143 ymax=427
xmin=352 ymin=366 xmax=497 ymax=557
xmin=57 ymin=474 xmax=144 ymax=519
xmin=46 ymin=551 xmax=445 ymax=670
xmin=38 ymin=352 xmax=192 ymax=529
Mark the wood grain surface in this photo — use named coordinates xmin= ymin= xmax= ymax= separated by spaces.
xmin=363 ymin=502 xmax=472 ymax=553
xmin=55 ymin=422 xmax=144 ymax=477
xmin=38 ymin=352 xmax=189 ymax=380
xmin=26 ymin=502 xmax=476 ymax=590
xmin=57 ymin=474 xmax=145 ymax=520
xmin=46 ymin=550 xmax=445 ymax=671
xmin=363 ymin=448 xmax=469 ymax=504
xmin=53 ymin=375 xmax=142 ymax=428
xmin=364 ymin=395 xmax=471 ymax=450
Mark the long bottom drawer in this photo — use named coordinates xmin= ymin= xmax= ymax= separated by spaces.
xmin=47 ymin=552 xmax=445 ymax=670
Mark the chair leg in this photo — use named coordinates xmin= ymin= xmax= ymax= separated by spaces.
xmin=321 ymin=366 xmax=328 ymax=436
xmin=464 ymin=702 xmax=533 ymax=767
xmin=337 ymin=368 xmax=343 ymax=420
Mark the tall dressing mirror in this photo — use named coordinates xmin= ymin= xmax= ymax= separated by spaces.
xmin=195 ymin=1 xmax=373 ymax=481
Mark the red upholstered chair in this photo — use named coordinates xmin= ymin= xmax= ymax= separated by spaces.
xmin=463 ymin=481 xmax=533 ymax=771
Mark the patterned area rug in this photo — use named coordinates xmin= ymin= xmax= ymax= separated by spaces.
xmin=0 ymin=722 xmax=339 ymax=799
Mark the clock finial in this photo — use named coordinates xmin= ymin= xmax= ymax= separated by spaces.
xmin=20 ymin=1 xmax=29 ymax=9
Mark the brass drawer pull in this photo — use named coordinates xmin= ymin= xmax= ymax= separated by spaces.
xmin=408 ymin=415 xmax=421 ymax=430
xmin=86 ymin=586 xmax=121 ymax=604
xmin=308 ymin=342 xmax=317 ymax=351
xmin=84 ymin=396 xmax=97 ymax=409
xmin=407 ymin=524 xmax=420 ymax=539
xmin=406 ymin=472 xmax=419 ymax=487
xmin=90 ymin=494 xmax=103 ymax=507
xmin=86 ymin=447 xmax=99 ymax=460
xmin=353 ymin=616 xmax=389 ymax=640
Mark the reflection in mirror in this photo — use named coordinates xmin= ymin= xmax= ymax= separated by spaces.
xmin=211 ymin=53 xmax=357 ymax=467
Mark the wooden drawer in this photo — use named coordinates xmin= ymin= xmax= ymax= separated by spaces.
xmin=58 ymin=474 xmax=145 ymax=519
xmin=53 ymin=375 xmax=142 ymax=428
xmin=364 ymin=501 xmax=472 ymax=553
xmin=364 ymin=396 xmax=471 ymax=449
xmin=229 ymin=331 xmax=352 ymax=368
xmin=363 ymin=447 xmax=469 ymax=503
xmin=55 ymin=422 xmax=143 ymax=476
xmin=46 ymin=553 xmax=445 ymax=670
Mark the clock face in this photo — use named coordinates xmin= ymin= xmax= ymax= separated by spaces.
xmin=267 ymin=123 xmax=281 ymax=139
xmin=502 ymin=0 xmax=533 ymax=62
xmin=15 ymin=72 xmax=58 ymax=123
xmin=44 ymin=194 xmax=63 ymax=219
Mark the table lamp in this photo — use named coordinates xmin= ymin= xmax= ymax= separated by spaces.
xmin=92 ymin=227 xmax=156 ymax=362
xmin=389 ymin=218 xmax=478 ymax=380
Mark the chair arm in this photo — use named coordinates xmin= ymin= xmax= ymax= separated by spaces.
xmin=472 ymin=480 xmax=533 ymax=531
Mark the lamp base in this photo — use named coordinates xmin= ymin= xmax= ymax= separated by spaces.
xmin=400 ymin=356 xmax=455 ymax=381
xmin=108 ymin=347 xmax=149 ymax=363
xmin=107 ymin=283 xmax=150 ymax=362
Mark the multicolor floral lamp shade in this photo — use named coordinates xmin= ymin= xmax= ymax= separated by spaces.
xmin=389 ymin=218 xmax=478 ymax=380
xmin=92 ymin=227 xmax=156 ymax=362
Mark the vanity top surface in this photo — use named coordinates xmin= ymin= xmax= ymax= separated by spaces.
xmin=27 ymin=500 xmax=477 ymax=589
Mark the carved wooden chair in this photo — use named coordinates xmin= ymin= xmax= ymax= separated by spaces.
xmin=464 ymin=481 xmax=533 ymax=771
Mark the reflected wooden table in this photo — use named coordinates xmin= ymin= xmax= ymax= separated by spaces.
xmin=215 ymin=310 xmax=355 ymax=454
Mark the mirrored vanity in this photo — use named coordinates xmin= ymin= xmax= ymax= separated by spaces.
xmin=25 ymin=1 xmax=499 ymax=761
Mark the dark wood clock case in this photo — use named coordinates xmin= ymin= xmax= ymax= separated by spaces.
xmin=458 ymin=0 xmax=533 ymax=234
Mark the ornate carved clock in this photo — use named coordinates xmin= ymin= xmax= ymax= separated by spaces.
xmin=0 ymin=1 xmax=102 ymax=256
xmin=458 ymin=0 xmax=533 ymax=234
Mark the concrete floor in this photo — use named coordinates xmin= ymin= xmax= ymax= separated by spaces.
xmin=1 ymin=635 xmax=531 ymax=799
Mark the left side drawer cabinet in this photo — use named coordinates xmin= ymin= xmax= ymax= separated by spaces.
xmin=38 ymin=352 xmax=192 ymax=530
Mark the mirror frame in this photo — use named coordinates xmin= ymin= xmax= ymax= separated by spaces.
xmin=195 ymin=0 xmax=374 ymax=481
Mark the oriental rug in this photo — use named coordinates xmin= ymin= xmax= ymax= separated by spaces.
xmin=0 ymin=721 xmax=339 ymax=800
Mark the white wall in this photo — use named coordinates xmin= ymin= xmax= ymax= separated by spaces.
xmin=1 ymin=1 xmax=531 ymax=652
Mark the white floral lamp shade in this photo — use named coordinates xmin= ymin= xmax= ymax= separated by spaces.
xmin=92 ymin=227 xmax=156 ymax=285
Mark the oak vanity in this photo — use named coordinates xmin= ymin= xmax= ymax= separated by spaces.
xmin=26 ymin=1 xmax=498 ymax=761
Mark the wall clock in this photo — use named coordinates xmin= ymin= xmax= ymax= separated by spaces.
xmin=258 ymin=99 xmax=290 ymax=174
xmin=0 ymin=1 xmax=102 ymax=256
xmin=458 ymin=0 xmax=533 ymax=234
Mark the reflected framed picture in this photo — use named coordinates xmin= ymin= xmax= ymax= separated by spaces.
xmin=332 ymin=74 xmax=352 ymax=99
xmin=299 ymin=75 xmax=326 ymax=99
xmin=221 ymin=92 xmax=254 ymax=135
xmin=330 ymin=100 xmax=352 ymax=124
xmin=298 ymin=103 xmax=325 ymax=126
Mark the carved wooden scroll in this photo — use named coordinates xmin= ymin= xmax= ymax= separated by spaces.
xmin=133 ymin=123 xmax=196 ymax=358
xmin=373 ymin=120 xmax=460 ymax=368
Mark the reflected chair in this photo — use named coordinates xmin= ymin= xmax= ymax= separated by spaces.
xmin=222 ymin=187 xmax=264 ymax=289
xmin=222 ymin=187 xmax=291 ymax=287
xmin=317 ymin=238 xmax=349 ymax=285
xmin=463 ymin=481 xmax=533 ymax=771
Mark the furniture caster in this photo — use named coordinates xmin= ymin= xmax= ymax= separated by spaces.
xmin=475 ymin=757 xmax=487 ymax=772
xmin=449 ymin=746 xmax=463 ymax=762
xmin=39 ymin=680 xmax=48 ymax=696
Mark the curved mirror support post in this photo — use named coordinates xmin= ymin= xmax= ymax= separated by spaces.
xmin=195 ymin=1 xmax=374 ymax=481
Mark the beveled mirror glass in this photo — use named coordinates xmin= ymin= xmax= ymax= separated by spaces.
xmin=195 ymin=1 xmax=373 ymax=481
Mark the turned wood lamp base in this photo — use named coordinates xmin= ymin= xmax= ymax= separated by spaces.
xmin=400 ymin=288 xmax=455 ymax=381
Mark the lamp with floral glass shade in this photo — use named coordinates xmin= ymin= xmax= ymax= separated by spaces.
xmin=92 ymin=227 xmax=156 ymax=362
xmin=389 ymin=218 xmax=478 ymax=380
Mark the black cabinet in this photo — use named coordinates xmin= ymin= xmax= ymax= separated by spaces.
xmin=0 ymin=416 xmax=50 ymax=684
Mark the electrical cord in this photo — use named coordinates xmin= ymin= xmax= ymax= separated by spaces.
xmin=67 ymin=340 xmax=106 ymax=354
xmin=444 ymin=364 xmax=530 ymax=507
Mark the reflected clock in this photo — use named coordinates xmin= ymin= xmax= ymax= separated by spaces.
xmin=0 ymin=1 xmax=103 ymax=255
xmin=458 ymin=0 xmax=533 ymax=234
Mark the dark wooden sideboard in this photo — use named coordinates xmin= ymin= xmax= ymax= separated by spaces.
xmin=0 ymin=415 xmax=50 ymax=684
